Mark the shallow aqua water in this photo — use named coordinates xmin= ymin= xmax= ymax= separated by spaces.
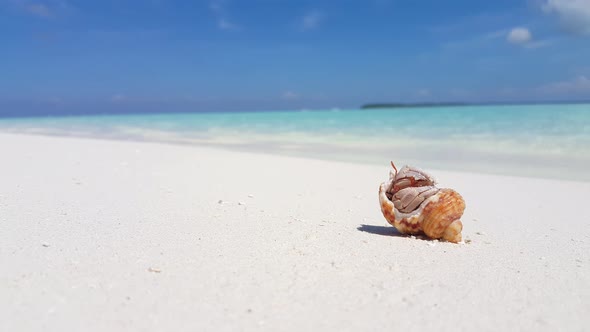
xmin=1 ymin=104 xmax=589 ymax=180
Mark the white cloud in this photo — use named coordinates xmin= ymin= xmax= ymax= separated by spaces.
xmin=542 ymin=0 xmax=590 ymax=35
xmin=281 ymin=91 xmax=299 ymax=100
xmin=505 ymin=27 xmax=551 ymax=48
xmin=441 ymin=28 xmax=541 ymax=53
xmin=301 ymin=10 xmax=322 ymax=31
xmin=507 ymin=27 xmax=532 ymax=44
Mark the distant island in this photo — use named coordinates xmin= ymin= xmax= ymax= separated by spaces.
xmin=361 ymin=102 xmax=468 ymax=109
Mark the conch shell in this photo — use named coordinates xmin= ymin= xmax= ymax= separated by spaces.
xmin=378 ymin=162 xmax=465 ymax=243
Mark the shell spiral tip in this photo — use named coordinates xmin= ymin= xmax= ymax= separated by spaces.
xmin=442 ymin=219 xmax=463 ymax=243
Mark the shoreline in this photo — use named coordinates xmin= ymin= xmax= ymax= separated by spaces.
xmin=1 ymin=132 xmax=588 ymax=331
xmin=0 ymin=130 xmax=587 ymax=182
xmin=1 ymin=101 xmax=589 ymax=119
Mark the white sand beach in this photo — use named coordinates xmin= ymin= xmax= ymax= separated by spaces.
xmin=1 ymin=132 xmax=589 ymax=331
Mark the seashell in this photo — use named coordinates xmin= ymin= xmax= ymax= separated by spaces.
xmin=378 ymin=162 xmax=465 ymax=243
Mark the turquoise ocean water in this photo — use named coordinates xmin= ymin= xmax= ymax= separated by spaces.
xmin=1 ymin=104 xmax=589 ymax=181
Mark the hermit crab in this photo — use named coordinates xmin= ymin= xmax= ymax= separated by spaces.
xmin=378 ymin=162 xmax=465 ymax=243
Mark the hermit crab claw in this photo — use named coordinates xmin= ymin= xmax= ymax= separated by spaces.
xmin=379 ymin=162 xmax=465 ymax=243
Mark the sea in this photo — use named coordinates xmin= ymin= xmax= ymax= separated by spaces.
xmin=1 ymin=103 xmax=589 ymax=181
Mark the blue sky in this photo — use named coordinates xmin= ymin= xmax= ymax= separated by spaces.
xmin=1 ymin=0 xmax=590 ymax=115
